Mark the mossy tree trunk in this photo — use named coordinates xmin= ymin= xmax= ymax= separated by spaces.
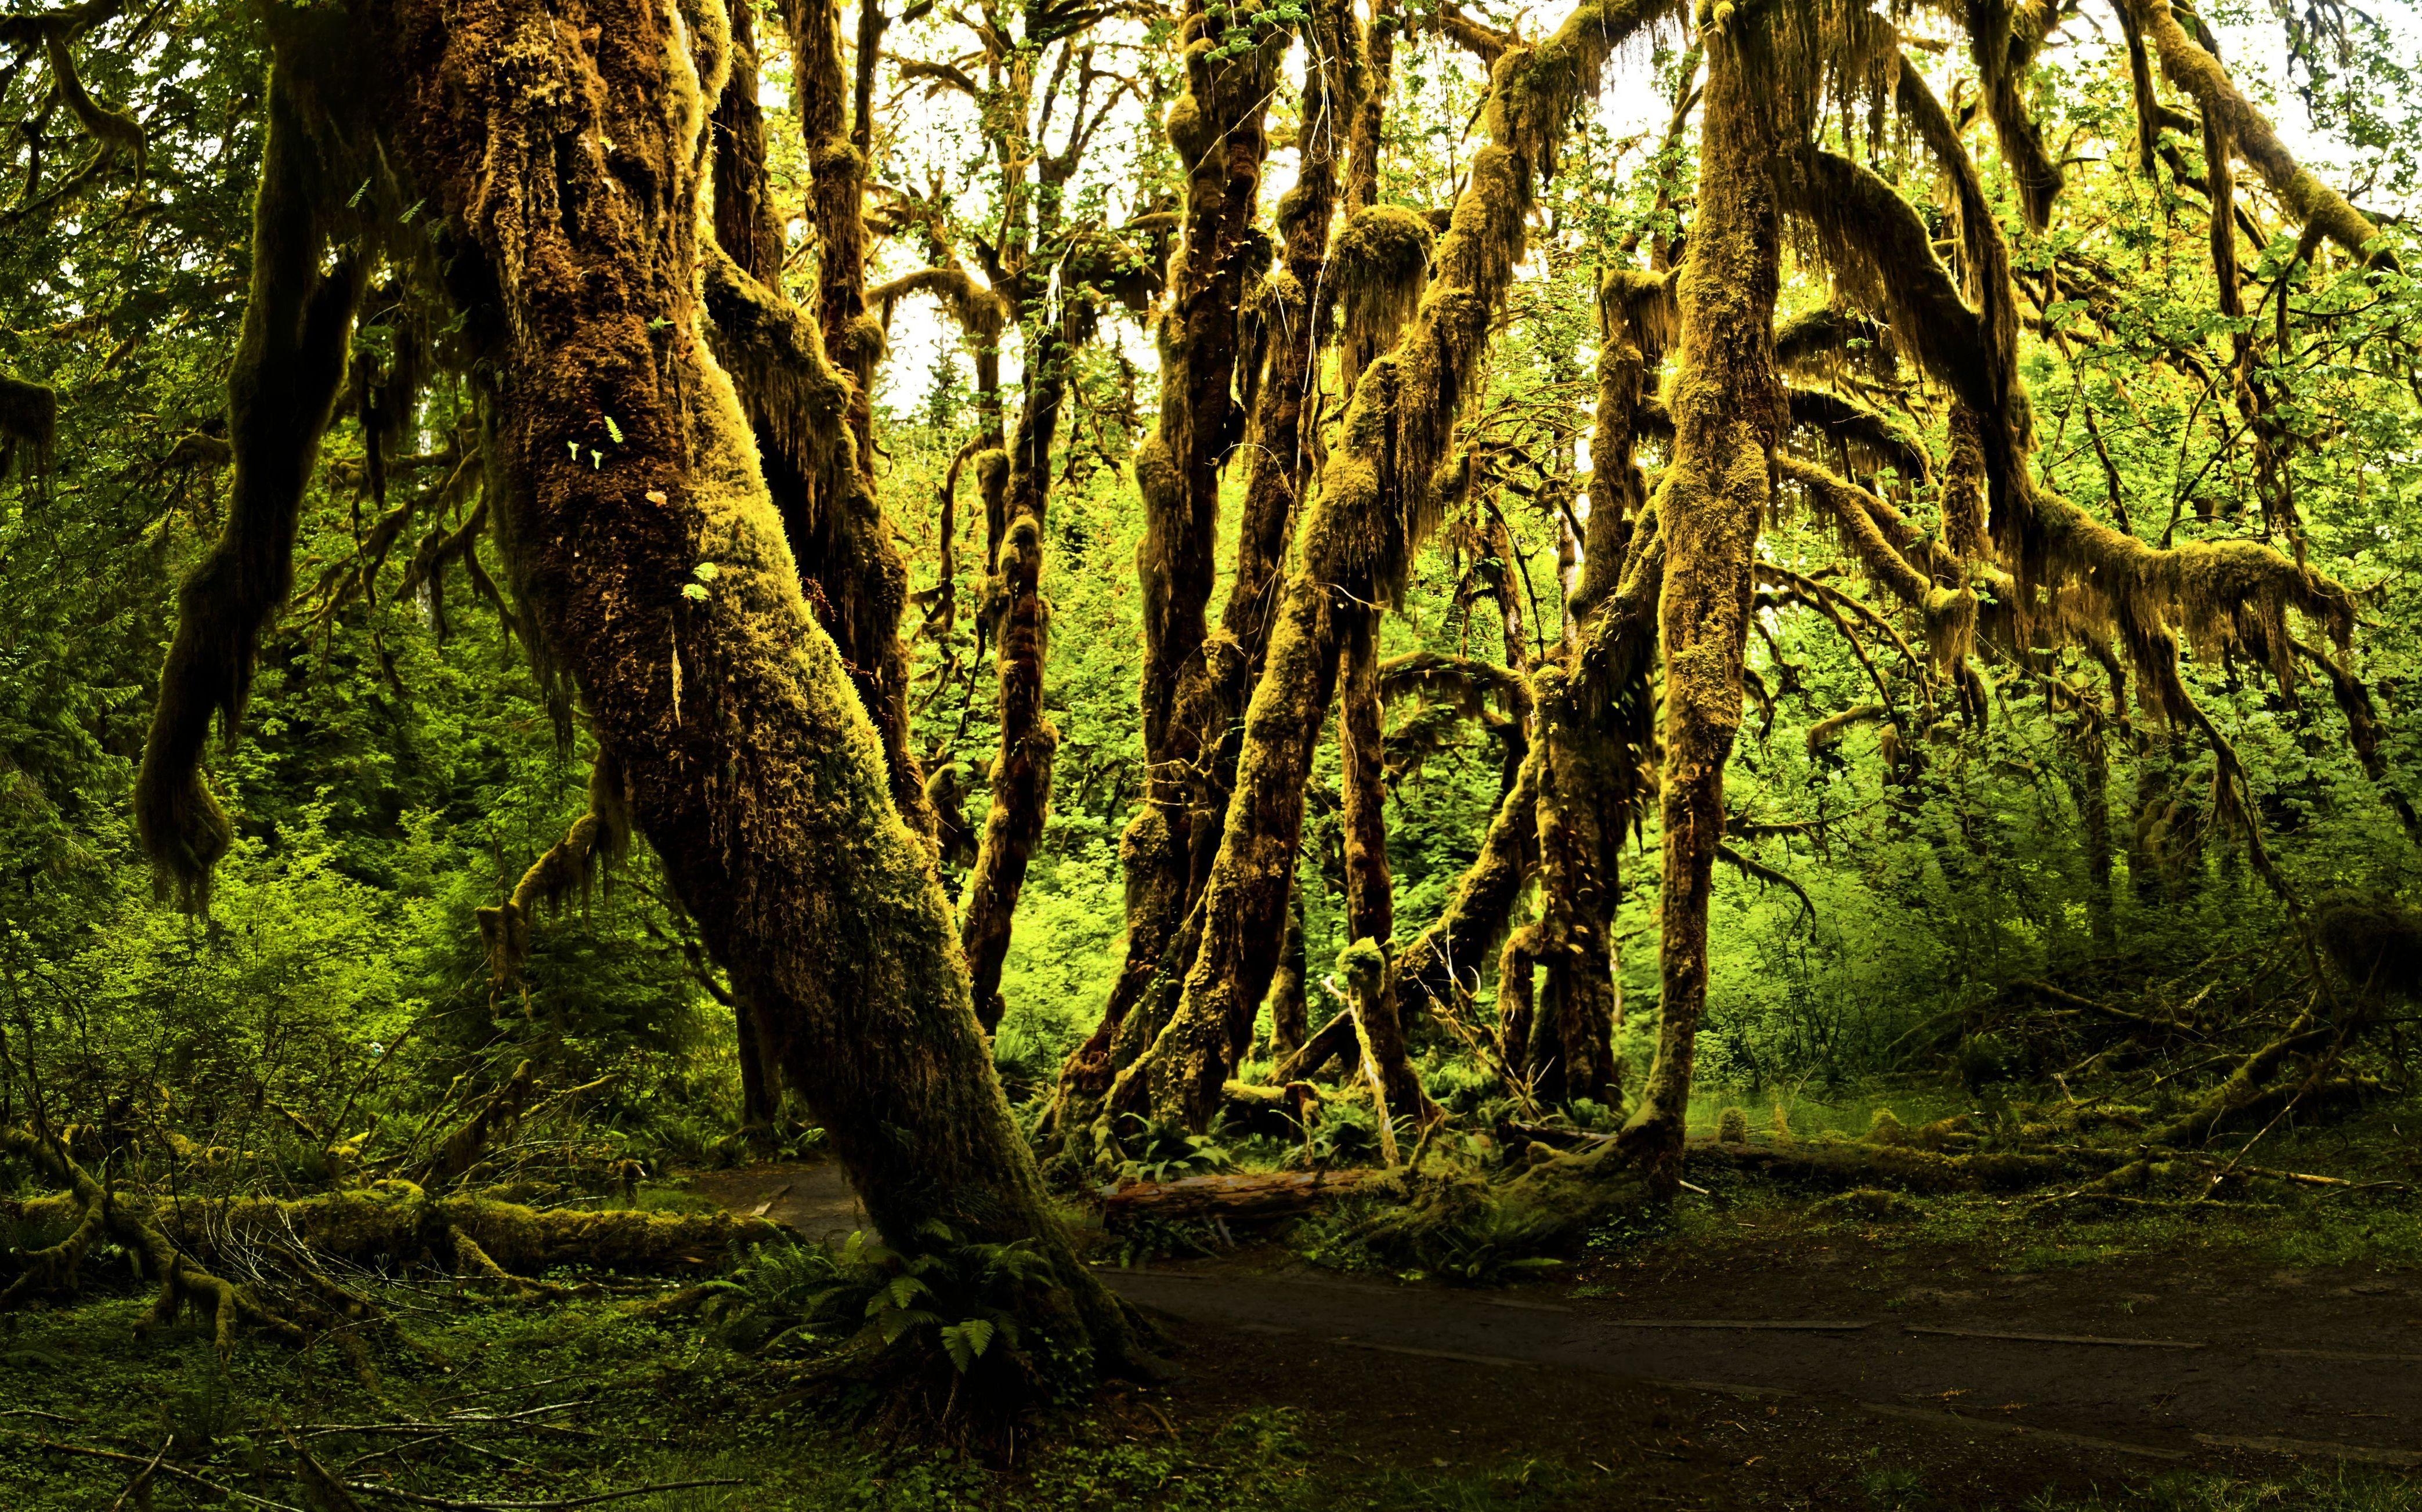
xmin=959 ymin=294 xmax=1097 ymax=1030
xmin=778 ymin=0 xmax=932 ymax=840
xmin=1119 ymin=0 xmax=1664 ymax=1128
xmin=349 ymin=0 xmax=1147 ymax=1379
xmin=1043 ymin=0 xmax=1362 ymax=1149
xmin=1108 ymin=2 xmax=1281 ymax=1059
xmin=1522 ymin=665 xmax=1624 ymax=1108
xmin=1340 ymin=605 xmax=1427 ymax=1116
xmin=1615 ymin=20 xmax=1781 ymax=1183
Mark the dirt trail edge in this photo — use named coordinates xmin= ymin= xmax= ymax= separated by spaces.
xmin=697 ymin=1161 xmax=2422 ymax=1472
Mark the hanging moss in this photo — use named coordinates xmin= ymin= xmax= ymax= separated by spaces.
xmin=1332 ymin=203 xmax=1432 ymax=389
xmin=2115 ymin=0 xmax=2394 ymax=269
xmin=135 ymin=69 xmax=364 ymax=906
xmin=1965 ymin=0 xmax=2064 ymax=227
xmin=0 ymin=373 xmax=55 ymax=478
xmin=475 ymin=754 xmax=632 ymax=987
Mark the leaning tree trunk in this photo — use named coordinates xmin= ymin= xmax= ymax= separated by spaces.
xmin=348 ymin=0 xmax=1146 ymax=1376
xmin=1614 ymin=21 xmax=1782 ymax=1183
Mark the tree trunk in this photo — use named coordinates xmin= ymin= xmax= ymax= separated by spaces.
xmin=1524 ymin=666 xmax=1623 ymax=1108
xmin=356 ymin=0 xmax=1147 ymax=1378
xmin=1040 ymin=0 xmax=1362 ymax=1152
xmin=1266 ymin=880 xmax=1309 ymax=1054
xmin=958 ymin=303 xmax=1089 ymax=1031
xmin=1340 ymin=607 xmax=1427 ymax=1115
xmin=760 ymin=0 xmax=930 ymax=838
xmin=1615 ymin=23 xmax=1781 ymax=1184
xmin=735 ymin=994 xmax=776 ymax=1129
xmin=716 ymin=0 xmax=932 ymax=841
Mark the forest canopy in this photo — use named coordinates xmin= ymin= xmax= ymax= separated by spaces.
xmin=3 ymin=0 xmax=2422 ymax=1499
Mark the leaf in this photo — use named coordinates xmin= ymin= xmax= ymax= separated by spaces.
xmin=567 ymin=440 xmax=580 ymax=458
xmin=605 ymin=415 xmax=624 ymax=444
xmin=956 ymin=1316 xmax=994 ymax=1358
xmin=693 ymin=561 xmax=720 ymax=583
xmin=681 ymin=583 xmax=710 ymax=603
xmin=589 ymin=449 xmax=603 ymax=468
xmin=645 ymin=489 xmax=668 ymax=505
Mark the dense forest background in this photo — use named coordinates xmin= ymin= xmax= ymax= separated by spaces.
xmin=5 ymin=0 xmax=2417 ymax=1161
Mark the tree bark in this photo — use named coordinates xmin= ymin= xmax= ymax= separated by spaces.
xmin=1615 ymin=21 xmax=1781 ymax=1184
xmin=354 ymin=0 xmax=1147 ymax=1377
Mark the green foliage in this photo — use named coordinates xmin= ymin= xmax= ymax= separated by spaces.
xmin=1112 ymin=1114 xmax=1236 ymax=1184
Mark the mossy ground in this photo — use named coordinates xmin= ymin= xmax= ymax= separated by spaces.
xmin=5 ymin=1094 xmax=2415 ymax=1510
xmin=6 ymin=1283 xmax=2412 ymax=1511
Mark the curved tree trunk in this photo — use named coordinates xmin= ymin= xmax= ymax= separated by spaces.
xmin=1614 ymin=21 xmax=1782 ymax=1183
xmin=350 ymin=0 xmax=1146 ymax=1376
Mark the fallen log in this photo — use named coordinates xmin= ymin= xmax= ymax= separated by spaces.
xmin=1099 ymin=1170 xmax=1368 ymax=1224
xmin=1687 ymin=1138 xmax=2126 ymax=1193
xmin=3 ymin=1133 xmax=789 ymax=1355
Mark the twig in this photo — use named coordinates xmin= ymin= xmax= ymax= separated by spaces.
xmin=107 ymin=1437 xmax=170 ymax=1512
xmin=341 ymin=1478 xmax=746 ymax=1510
xmin=12 ymin=1434 xmax=305 ymax=1511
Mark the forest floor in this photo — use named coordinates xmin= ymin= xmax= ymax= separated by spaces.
xmin=3 ymin=1117 xmax=2417 ymax=1510
xmin=675 ymin=1119 xmax=2422 ymax=1511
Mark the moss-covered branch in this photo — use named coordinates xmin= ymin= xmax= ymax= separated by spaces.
xmin=135 ymin=68 xmax=363 ymax=905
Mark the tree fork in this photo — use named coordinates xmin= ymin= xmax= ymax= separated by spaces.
xmin=1108 ymin=0 xmax=1283 ymax=1051
xmin=1043 ymin=0 xmax=1364 ymax=1151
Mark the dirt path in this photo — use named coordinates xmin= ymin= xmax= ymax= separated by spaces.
xmin=689 ymin=1161 xmax=2422 ymax=1486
